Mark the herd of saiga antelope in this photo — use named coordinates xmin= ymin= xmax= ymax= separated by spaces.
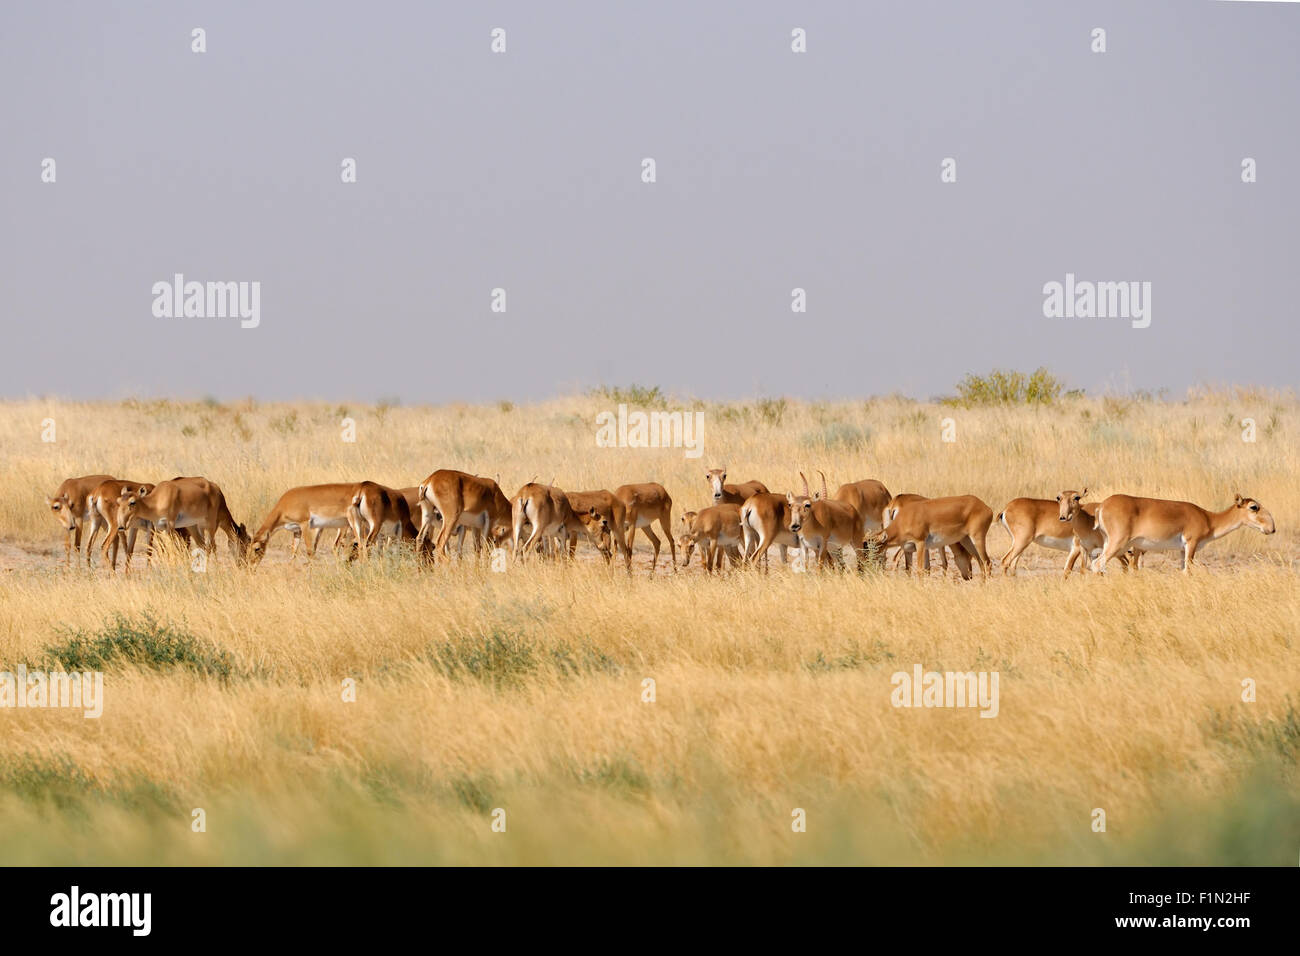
xmin=44 ymin=467 xmax=1277 ymax=577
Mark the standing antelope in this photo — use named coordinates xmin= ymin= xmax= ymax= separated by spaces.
xmin=511 ymin=483 xmax=576 ymax=560
xmin=678 ymin=503 xmax=744 ymax=573
xmin=786 ymin=472 xmax=865 ymax=570
xmin=704 ymin=468 xmax=769 ymax=505
xmin=85 ymin=478 xmax=156 ymax=570
xmin=613 ymin=483 xmax=676 ymax=572
xmin=46 ymin=474 xmax=114 ymax=566
xmin=869 ymin=495 xmax=993 ymax=579
xmin=417 ymin=470 xmax=513 ymax=560
xmin=739 ymin=492 xmax=796 ymax=571
xmin=115 ymin=477 xmax=249 ymax=566
xmin=998 ymin=489 xmax=1127 ymax=576
xmin=1092 ymin=493 xmax=1275 ymax=573
xmin=993 ymin=489 xmax=1128 ymax=580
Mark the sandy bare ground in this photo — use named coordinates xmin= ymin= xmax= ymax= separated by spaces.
xmin=4 ymin=531 xmax=1291 ymax=578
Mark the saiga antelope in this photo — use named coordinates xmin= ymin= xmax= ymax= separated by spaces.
xmin=564 ymin=489 xmax=632 ymax=566
xmin=249 ymin=483 xmax=366 ymax=565
xmin=998 ymin=489 xmax=1128 ymax=576
xmin=832 ymin=476 xmax=892 ymax=534
xmin=613 ymin=483 xmax=677 ymax=572
xmin=85 ymin=478 xmax=155 ymax=570
xmin=883 ymin=493 xmax=953 ymax=573
xmin=46 ymin=474 xmax=113 ymax=566
xmin=1092 ymin=493 xmax=1275 ymax=573
xmin=786 ymin=472 xmax=865 ymax=570
xmin=417 ymin=470 xmax=512 ymax=560
xmin=678 ymin=504 xmax=744 ymax=573
xmin=330 ymin=486 xmax=427 ymax=554
xmin=704 ymin=468 xmax=769 ymax=505
xmin=116 ymin=477 xmax=249 ymax=566
xmin=347 ymin=482 xmax=419 ymax=559
xmin=511 ymin=482 xmax=577 ymax=560
xmin=869 ymin=494 xmax=993 ymax=579
xmin=739 ymin=492 xmax=796 ymax=570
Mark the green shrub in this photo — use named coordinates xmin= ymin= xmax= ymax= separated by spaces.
xmin=425 ymin=629 xmax=621 ymax=689
xmin=40 ymin=612 xmax=238 ymax=681
xmin=426 ymin=629 xmax=539 ymax=689
xmin=588 ymin=384 xmax=666 ymax=406
xmin=944 ymin=368 xmax=1065 ymax=408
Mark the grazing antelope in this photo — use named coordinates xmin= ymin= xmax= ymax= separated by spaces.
xmin=564 ymin=489 xmax=632 ymax=566
xmin=869 ymin=495 xmax=993 ymax=579
xmin=704 ymin=468 xmax=769 ymax=505
xmin=116 ymin=477 xmax=249 ymax=565
xmin=678 ymin=503 xmax=744 ymax=573
xmin=832 ymin=476 xmax=892 ymax=534
xmin=247 ymin=483 xmax=366 ymax=566
xmin=46 ymin=474 xmax=114 ymax=566
xmin=998 ymin=489 xmax=1124 ymax=576
xmin=1092 ymin=493 xmax=1276 ymax=573
xmin=417 ymin=470 xmax=513 ymax=560
xmin=329 ymin=486 xmax=426 ymax=553
xmin=406 ymin=481 xmax=496 ymax=557
xmin=884 ymin=493 xmax=951 ymax=572
xmin=786 ymin=472 xmax=864 ymax=569
xmin=739 ymin=492 xmax=796 ymax=570
xmin=85 ymin=479 xmax=156 ymax=570
xmin=613 ymin=483 xmax=677 ymax=572
xmin=511 ymin=482 xmax=576 ymax=560
xmin=395 ymin=487 xmax=423 ymax=523
xmin=347 ymin=482 xmax=420 ymax=559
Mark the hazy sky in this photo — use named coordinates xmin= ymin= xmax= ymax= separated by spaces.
xmin=3 ymin=0 xmax=1297 ymax=403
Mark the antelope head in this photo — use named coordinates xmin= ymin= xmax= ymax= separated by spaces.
xmin=786 ymin=473 xmax=814 ymax=534
xmin=47 ymin=494 xmax=77 ymax=531
xmin=1056 ymin=488 xmax=1087 ymax=522
xmin=706 ymin=468 xmax=727 ymax=502
xmin=1233 ymin=494 xmax=1276 ymax=535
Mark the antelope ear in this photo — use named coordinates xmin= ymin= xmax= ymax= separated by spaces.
xmin=589 ymin=507 xmax=598 ymax=517
xmin=138 ymin=485 xmax=149 ymax=496
xmin=1234 ymin=493 xmax=1244 ymax=507
xmin=786 ymin=492 xmax=795 ymax=504
xmin=1080 ymin=487 xmax=1088 ymax=498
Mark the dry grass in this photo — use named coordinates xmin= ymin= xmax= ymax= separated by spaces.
xmin=0 ymin=391 xmax=1296 ymax=864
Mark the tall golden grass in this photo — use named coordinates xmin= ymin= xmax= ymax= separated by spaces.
xmin=0 ymin=390 xmax=1296 ymax=864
